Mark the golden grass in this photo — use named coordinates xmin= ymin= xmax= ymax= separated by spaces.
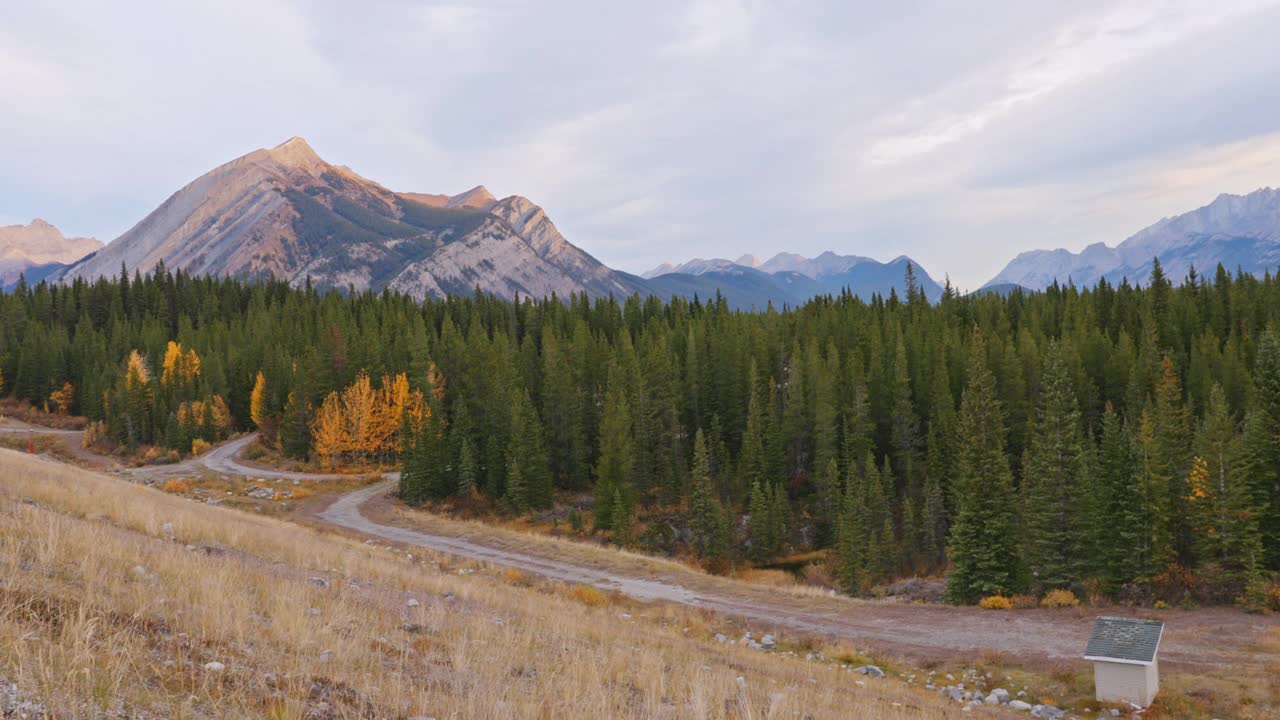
xmin=0 ymin=450 xmax=977 ymax=718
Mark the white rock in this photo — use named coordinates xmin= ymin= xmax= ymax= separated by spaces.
xmin=1009 ymin=700 xmax=1032 ymax=711
xmin=203 ymin=661 xmax=225 ymax=672
xmin=406 ymin=598 xmax=420 ymax=607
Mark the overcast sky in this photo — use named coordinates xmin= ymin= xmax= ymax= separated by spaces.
xmin=4 ymin=0 xmax=1280 ymax=289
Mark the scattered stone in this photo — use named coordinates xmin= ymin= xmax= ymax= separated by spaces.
xmin=406 ymin=598 xmax=420 ymax=608
xmin=319 ymin=650 xmax=334 ymax=662
xmin=308 ymin=577 xmax=329 ymax=588
xmin=855 ymin=680 xmax=866 ymax=688
xmin=185 ymin=544 xmax=196 ymax=551
xmin=1009 ymin=700 xmax=1032 ymax=711
xmin=989 ymin=688 xmax=1011 ymax=704
xmin=760 ymin=634 xmax=776 ymax=650
xmin=1031 ymin=704 xmax=1065 ymax=719
xmin=714 ymin=633 xmax=728 ymax=643
xmin=306 ymin=608 xmax=321 ymax=616
xmin=853 ymin=665 xmax=885 ymax=678
xmin=131 ymin=565 xmax=149 ymax=577
xmin=203 ymin=661 xmax=226 ymax=672
xmin=402 ymin=623 xmax=424 ymax=633
xmin=162 ymin=522 xmax=174 ymax=535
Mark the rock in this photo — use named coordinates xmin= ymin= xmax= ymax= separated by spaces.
xmin=735 ymin=676 xmax=747 ymax=689
xmin=306 ymin=608 xmax=321 ymax=616
xmin=308 ymin=577 xmax=329 ymax=588
xmin=989 ymin=688 xmax=1011 ymax=704
xmin=853 ymin=665 xmax=885 ymax=678
xmin=131 ymin=565 xmax=149 ymax=577
xmin=406 ymin=598 xmax=420 ymax=607
xmin=162 ymin=522 xmax=174 ymax=535
xmin=1031 ymin=704 xmax=1065 ymax=719
xmin=319 ymin=650 xmax=334 ymax=662
xmin=402 ymin=623 xmax=425 ymax=633
xmin=714 ymin=633 xmax=728 ymax=643
xmin=760 ymin=634 xmax=776 ymax=650
xmin=948 ymin=687 xmax=963 ymax=703
xmin=855 ymin=680 xmax=866 ymax=688
xmin=1009 ymin=700 xmax=1032 ymax=711
xmin=203 ymin=661 xmax=226 ymax=672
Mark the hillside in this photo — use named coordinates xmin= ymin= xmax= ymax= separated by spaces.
xmin=0 ymin=449 xmax=979 ymax=719
xmin=985 ymin=187 xmax=1280 ymax=290
xmin=58 ymin=138 xmax=645 ymax=301
xmin=0 ymin=218 xmax=100 ymax=287
xmin=643 ymin=251 xmax=944 ymax=307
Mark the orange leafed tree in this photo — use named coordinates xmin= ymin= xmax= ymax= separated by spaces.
xmin=310 ymin=371 xmax=426 ymax=467
xmin=249 ymin=371 xmax=267 ymax=428
xmin=160 ymin=341 xmax=201 ymax=392
xmin=48 ymin=382 xmax=75 ymax=415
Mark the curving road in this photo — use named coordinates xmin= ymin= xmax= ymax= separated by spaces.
xmin=55 ymin=431 xmax=1280 ymax=668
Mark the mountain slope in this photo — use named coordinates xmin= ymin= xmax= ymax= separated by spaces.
xmin=59 ymin=138 xmax=645 ymax=301
xmin=0 ymin=219 xmax=100 ymax=286
xmin=644 ymin=251 xmax=944 ymax=306
xmin=985 ymin=187 xmax=1280 ymax=290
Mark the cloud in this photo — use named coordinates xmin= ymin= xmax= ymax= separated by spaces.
xmin=2 ymin=0 xmax=1280 ymax=288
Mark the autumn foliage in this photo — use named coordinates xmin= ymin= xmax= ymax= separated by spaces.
xmin=311 ymin=371 xmax=425 ymax=467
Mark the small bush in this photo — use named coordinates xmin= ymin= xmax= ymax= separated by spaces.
xmin=1010 ymin=594 xmax=1039 ymax=609
xmin=161 ymin=478 xmax=190 ymax=494
xmin=1239 ymin=576 xmax=1280 ymax=614
xmin=1040 ymin=589 xmax=1081 ymax=608
xmin=501 ymin=568 xmax=531 ymax=586
xmin=191 ymin=438 xmax=211 ymax=456
xmin=567 ymin=584 xmax=609 ymax=607
xmin=979 ymin=595 xmax=1013 ymax=610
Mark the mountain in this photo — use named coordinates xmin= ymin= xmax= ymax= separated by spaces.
xmin=985 ymin=187 xmax=1280 ymax=290
xmin=0 ymin=219 xmax=101 ymax=287
xmin=59 ymin=138 xmax=645 ymax=301
xmin=643 ymin=251 xmax=944 ymax=307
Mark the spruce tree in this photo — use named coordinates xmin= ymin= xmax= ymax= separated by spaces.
xmin=1195 ymin=384 xmax=1263 ymax=575
xmin=944 ymin=332 xmax=1021 ymax=604
xmin=1022 ymin=344 xmax=1089 ymax=591
xmin=689 ymin=429 xmax=728 ymax=562
xmin=594 ymin=369 xmax=634 ymax=530
xmin=1095 ymin=403 xmax=1148 ymax=589
xmin=1244 ymin=330 xmax=1280 ymax=569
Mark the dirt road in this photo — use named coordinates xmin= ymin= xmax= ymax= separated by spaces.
xmin=47 ymin=430 xmax=1280 ymax=670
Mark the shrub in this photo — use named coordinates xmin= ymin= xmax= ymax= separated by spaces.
xmin=1238 ymin=576 xmax=1280 ymax=614
xmin=567 ymin=584 xmax=609 ymax=607
xmin=501 ymin=568 xmax=531 ymax=586
xmin=161 ymin=478 xmax=190 ymax=494
xmin=191 ymin=438 xmax=211 ymax=456
xmin=1010 ymin=594 xmax=1039 ymax=609
xmin=979 ymin=595 xmax=1013 ymax=610
xmin=1040 ymin=589 xmax=1081 ymax=608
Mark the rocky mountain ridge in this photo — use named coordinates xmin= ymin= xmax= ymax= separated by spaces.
xmin=58 ymin=138 xmax=645 ymax=301
xmin=0 ymin=219 xmax=101 ymax=287
xmin=985 ymin=187 xmax=1280 ymax=290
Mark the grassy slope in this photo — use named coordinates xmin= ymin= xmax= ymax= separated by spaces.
xmin=0 ymin=450 xmax=987 ymax=719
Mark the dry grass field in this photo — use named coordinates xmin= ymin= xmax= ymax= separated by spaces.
xmin=0 ymin=449 xmax=996 ymax=719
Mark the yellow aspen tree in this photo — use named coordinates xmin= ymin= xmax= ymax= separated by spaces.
xmin=249 ymin=371 xmax=267 ymax=427
xmin=311 ymin=391 xmax=348 ymax=467
xmin=48 ymin=382 xmax=75 ymax=414
xmin=343 ymin=371 xmax=377 ymax=460
xmin=209 ymin=395 xmax=233 ymax=438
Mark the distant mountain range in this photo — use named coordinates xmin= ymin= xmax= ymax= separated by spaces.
xmin=58 ymin=138 xmax=647 ymax=301
xmin=0 ymin=219 xmax=100 ymax=289
xmin=643 ymin=252 xmax=944 ymax=307
xmin=984 ymin=187 xmax=1280 ymax=290
xmin=6 ymin=138 xmax=1280 ymax=304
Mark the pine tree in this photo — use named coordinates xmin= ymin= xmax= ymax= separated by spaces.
xmin=280 ymin=389 xmax=311 ymax=459
xmin=748 ymin=479 xmax=772 ymax=562
xmin=688 ymin=429 xmax=728 ymax=563
xmin=457 ymin=438 xmax=478 ymax=496
xmin=1194 ymin=385 xmax=1263 ymax=575
xmin=1022 ymin=343 xmax=1089 ymax=590
xmin=836 ymin=465 xmax=868 ymax=595
xmin=944 ymin=332 xmax=1021 ymax=604
xmin=1244 ymin=330 xmax=1280 ymax=569
xmin=1095 ymin=403 xmax=1149 ymax=589
xmin=594 ymin=368 xmax=634 ymax=530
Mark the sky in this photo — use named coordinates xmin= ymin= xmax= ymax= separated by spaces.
xmin=4 ymin=0 xmax=1280 ymax=290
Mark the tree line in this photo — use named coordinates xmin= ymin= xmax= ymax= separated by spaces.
xmin=2 ymin=259 xmax=1279 ymax=604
